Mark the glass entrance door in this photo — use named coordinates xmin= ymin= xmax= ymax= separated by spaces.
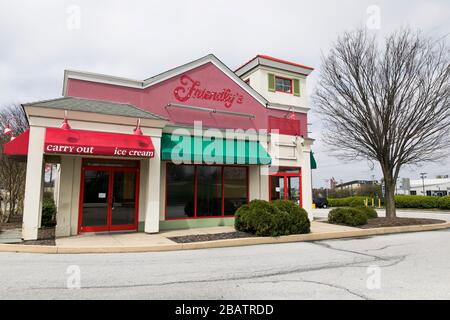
xmin=270 ymin=176 xmax=285 ymax=201
xmin=80 ymin=166 xmax=139 ymax=233
xmin=81 ymin=170 xmax=110 ymax=232
xmin=110 ymin=171 xmax=138 ymax=230
xmin=269 ymin=167 xmax=302 ymax=206
xmin=287 ymin=176 xmax=300 ymax=205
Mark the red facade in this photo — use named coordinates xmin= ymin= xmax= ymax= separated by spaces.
xmin=66 ymin=62 xmax=308 ymax=136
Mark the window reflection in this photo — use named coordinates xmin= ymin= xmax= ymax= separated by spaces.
xmin=165 ymin=164 xmax=248 ymax=219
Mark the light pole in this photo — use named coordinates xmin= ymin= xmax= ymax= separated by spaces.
xmin=324 ymin=179 xmax=329 ymax=199
xmin=420 ymin=172 xmax=427 ymax=196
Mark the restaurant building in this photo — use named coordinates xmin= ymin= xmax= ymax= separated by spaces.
xmin=3 ymin=54 xmax=316 ymax=240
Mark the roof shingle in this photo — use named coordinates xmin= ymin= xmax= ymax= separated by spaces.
xmin=23 ymin=97 xmax=167 ymax=121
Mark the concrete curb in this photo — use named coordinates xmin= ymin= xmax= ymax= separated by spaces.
xmin=1 ymin=221 xmax=449 ymax=254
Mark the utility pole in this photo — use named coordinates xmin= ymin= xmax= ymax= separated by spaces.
xmin=420 ymin=172 xmax=427 ymax=196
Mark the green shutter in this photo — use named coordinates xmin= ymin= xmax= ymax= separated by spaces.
xmin=293 ymin=78 xmax=300 ymax=96
xmin=310 ymin=150 xmax=317 ymax=169
xmin=268 ymin=73 xmax=275 ymax=92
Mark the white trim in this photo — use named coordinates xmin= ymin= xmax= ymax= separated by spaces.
xmin=235 ymin=56 xmax=314 ymax=77
xmin=275 ymin=141 xmax=297 ymax=147
xmin=275 ymin=156 xmax=298 ymax=160
xmin=267 ymin=103 xmax=310 ymax=114
xmin=64 ymin=70 xmax=144 ymax=89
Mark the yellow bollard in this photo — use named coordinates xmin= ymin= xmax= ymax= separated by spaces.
xmin=378 ymin=199 xmax=381 ymax=208
xmin=371 ymin=198 xmax=374 ymax=207
xmin=312 ymin=203 xmax=316 ymax=209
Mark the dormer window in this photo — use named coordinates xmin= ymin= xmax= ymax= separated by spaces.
xmin=268 ymin=73 xmax=301 ymax=96
xmin=275 ymin=76 xmax=292 ymax=93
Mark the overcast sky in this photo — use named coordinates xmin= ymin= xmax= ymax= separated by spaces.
xmin=1 ymin=0 xmax=449 ymax=187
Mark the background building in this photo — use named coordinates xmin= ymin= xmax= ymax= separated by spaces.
xmin=330 ymin=180 xmax=380 ymax=198
xmin=399 ymin=175 xmax=450 ymax=196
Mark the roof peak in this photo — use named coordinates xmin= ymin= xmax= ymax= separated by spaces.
xmin=256 ymin=55 xmax=314 ymax=70
xmin=235 ymin=54 xmax=314 ymax=75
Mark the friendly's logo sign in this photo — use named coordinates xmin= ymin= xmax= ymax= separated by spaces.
xmin=173 ymin=75 xmax=244 ymax=108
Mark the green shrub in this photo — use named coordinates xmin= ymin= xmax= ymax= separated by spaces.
xmin=437 ymin=196 xmax=450 ymax=210
xmin=328 ymin=196 xmax=367 ymax=207
xmin=41 ymin=197 xmax=56 ymax=227
xmin=328 ymin=207 xmax=368 ymax=226
xmin=271 ymin=200 xmax=311 ymax=234
xmin=235 ymin=199 xmax=310 ymax=237
xmin=354 ymin=206 xmax=378 ymax=219
xmin=394 ymin=195 xmax=439 ymax=209
xmin=349 ymin=197 xmax=366 ymax=207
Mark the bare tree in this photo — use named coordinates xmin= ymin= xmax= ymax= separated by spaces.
xmin=313 ymin=28 xmax=450 ymax=218
xmin=0 ymin=104 xmax=28 ymax=223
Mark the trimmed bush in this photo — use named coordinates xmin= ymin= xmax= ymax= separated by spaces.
xmin=438 ymin=196 xmax=450 ymax=210
xmin=235 ymin=199 xmax=310 ymax=237
xmin=394 ymin=195 xmax=439 ymax=209
xmin=349 ymin=197 xmax=366 ymax=207
xmin=354 ymin=206 xmax=378 ymax=219
xmin=328 ymin=207 xmax=368 ymax=226
xmin=41 ymin=197 xmax=56 ymax=227
xmin=328 ymin=196 xmax=367 ymax=207
xmin=271 ymin=200 xmax=310 ymax=234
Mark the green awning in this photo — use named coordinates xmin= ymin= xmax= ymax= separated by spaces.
xmin=161 ymin=133 xmax=271 ymax=165
xmin=310 ymin=150 xmax=317 ymax=169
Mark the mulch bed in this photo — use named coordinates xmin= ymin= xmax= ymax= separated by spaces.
xmin=358 ymin=217 xmax=445 ymax=229
xmin=0 ymin=221 xmax=22 ymax=231
xmin=168 ymin=231 xmax=254 ymax=243
xmin=0 ymin=224 xmax=56 ymax=246
xmin=22 ymin=226 xmax=56 ymax=246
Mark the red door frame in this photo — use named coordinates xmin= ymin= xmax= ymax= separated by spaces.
xmin=268 ymin=167 xmax=303 ymax=207
xmin=78 ymin=163 xmax=140 ymax=233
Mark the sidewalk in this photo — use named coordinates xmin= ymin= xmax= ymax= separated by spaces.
xmin=55 ymin=222 xmax=359 ymax=249
xmin=1 ymin=220 xmax=449 ymax=254
xmin=0 ymin=228 xmax=22 ymax=244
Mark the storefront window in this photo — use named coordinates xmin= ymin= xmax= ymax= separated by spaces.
xmin=223 ymin=167 xmax=248 ymax=216
xmin=166 ymin=164 xmax=195 ymax=218
xmin=83 ymin=159 xmax=139 ymax=167
xmin=165 ymin=164 xmax=248 ymax=219
xmin=196 ymin=166 xmax=222 ymax=217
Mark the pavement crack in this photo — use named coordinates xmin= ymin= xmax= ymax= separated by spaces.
xmin=364 ymin=243 xmax=409 ymax=252
xmin=301 ymin=279 xmax=369 ymax=300
xmin=30 ymin=257 xmax=378 ymax=291
xmin=251 ymin=279 xmax=369 ymax=300
xmin=311 ymin=241 xmax=387 ymax=260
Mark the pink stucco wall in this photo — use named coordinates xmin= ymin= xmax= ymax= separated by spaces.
xmin=66 ymin=62 xmax=308 ymax=136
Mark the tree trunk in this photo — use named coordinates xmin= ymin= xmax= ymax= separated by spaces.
xmin=384 ymin=178 xmax=397 ymax=218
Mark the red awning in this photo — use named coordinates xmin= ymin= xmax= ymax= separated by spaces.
xmin=44 ymin=128 xmax=155 ymax=158
xmin=3 ymin=130 xmax=30 ymax=156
